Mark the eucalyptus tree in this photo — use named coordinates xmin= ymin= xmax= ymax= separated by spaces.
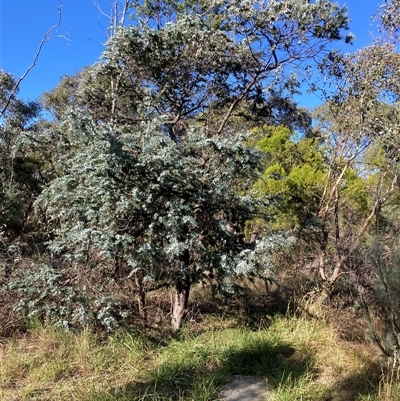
xmin=40 ymin=69 xmax=90 ymax=121
xmin=348 ymin=0 xmax=400 ymax=362
xmin=308 ymin=41 xmax=400 ymax=293
xmin=376 ymin=0 xmax=400 ymax=41
xmin=80 ymin=0 xmax=352 ymax=135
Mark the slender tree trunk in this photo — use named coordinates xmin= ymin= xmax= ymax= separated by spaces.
xmin=318 ymin=175 xmax=396 ymax=294
xmin=250 ymin=224 xmax=260 ymax=243
xmin=134 ymin=269 xmax=147 ymax=324
xmin=171 ymin=277 xmax=191 ymax=332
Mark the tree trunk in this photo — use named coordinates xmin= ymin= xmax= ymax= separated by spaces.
xmin=250 ymin=224 xmax=260 ymax=243
xmin=134 ymin=269 xmax=147 ymax=324
xmin=171 ymin=277 xmax=191 ymax=332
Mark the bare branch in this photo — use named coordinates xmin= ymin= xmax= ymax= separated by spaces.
xmin=217 ymin=71 xmax=261 ymax=135
xmin=93 ymin=0 xmax=112 ymax=21
xmin=0 ymin=4 xmax=63 ymax=119
xmin=326 ymin=172 xmax=397 ymax=286
xmin=119 ymin=0 xmax=130 ymax=28
xmin=93 ymin=0 xmax=130 ymax=39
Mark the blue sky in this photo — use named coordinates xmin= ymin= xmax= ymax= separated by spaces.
xmin=0 ymin=0 xmax=382 ymax=104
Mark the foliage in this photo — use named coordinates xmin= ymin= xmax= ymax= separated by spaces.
xmin=0 ymin=70 xmax=43 ymax=239
xmin=8 ymin=260 xmax=131 ymax=331
xmin=80 ymin=0 xmax=351 ymax=133
xmin=38 ymin=113 xmax=264 ymax=272
xmin=364 ymin=238 xmax=400 ymax=363
xmin=249 ymin=125 xmax=326 ymax=230
xmin=376 ymin=0 xmax=400 ymax=41
xmin=40 ymin=68 xmax=91 ymax=121
xmin=27 ymin=112 xmax=280 ymax=329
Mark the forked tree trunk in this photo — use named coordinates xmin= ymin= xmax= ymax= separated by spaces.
xmin=171 ymin=278 xmax=191 ymax=332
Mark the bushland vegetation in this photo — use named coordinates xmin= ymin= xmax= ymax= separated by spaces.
xmin=2 ymin=0 xmax=400 ymax=399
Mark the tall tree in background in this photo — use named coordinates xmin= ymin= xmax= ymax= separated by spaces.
xmin=249 ymin=125 xmax=326 ymax=233
xmin=377 ymin=0 xmax=400 ymax=41
xmin=78 ymin=0 xmax=351 ymax=135
xmin=352 ymin=0 xmax=400 ymax=363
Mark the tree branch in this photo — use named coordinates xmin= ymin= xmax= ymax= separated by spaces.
xmin=217 ymin=71 xmax=261 ymax=135
xmin=0 ymin=4 xmax=63 ymax=119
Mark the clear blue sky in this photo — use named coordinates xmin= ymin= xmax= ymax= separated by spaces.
xmin=0 ymin=0 xmax=382 ymax=104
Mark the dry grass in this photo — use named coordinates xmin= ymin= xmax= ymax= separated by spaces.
xmin=0 ymin=324 xmax=151 ymax=400
xmin=0 ymin=278 xmax=395 ymax=400
xmin=0 ymin=306 xmax=387 ymax=401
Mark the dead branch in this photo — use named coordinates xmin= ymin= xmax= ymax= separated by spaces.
xmin=0 ymin=4 xmax=64 ymax=119
xmin=93 ymin=0 xmax=130 ymax=39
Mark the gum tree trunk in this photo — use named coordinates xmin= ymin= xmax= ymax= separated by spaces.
xmin=171 ymin=277 xmax=190 ymax=332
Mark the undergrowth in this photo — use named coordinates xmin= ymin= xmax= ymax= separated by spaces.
xmin=0 ymin=313 xmax=389 ymax=401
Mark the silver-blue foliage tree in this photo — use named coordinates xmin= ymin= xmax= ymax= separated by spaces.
xmin=36 ymin=113 xmax=277 ymax=330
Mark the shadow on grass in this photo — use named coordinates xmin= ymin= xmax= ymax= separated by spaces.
xmin=324 ymin=356 xmax=381 ymax=401
xmin=87 ymin=336 xmax=316 ymax=400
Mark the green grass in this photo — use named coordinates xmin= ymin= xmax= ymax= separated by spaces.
xmin=0 ymin=315 xmax=387 ymax=401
